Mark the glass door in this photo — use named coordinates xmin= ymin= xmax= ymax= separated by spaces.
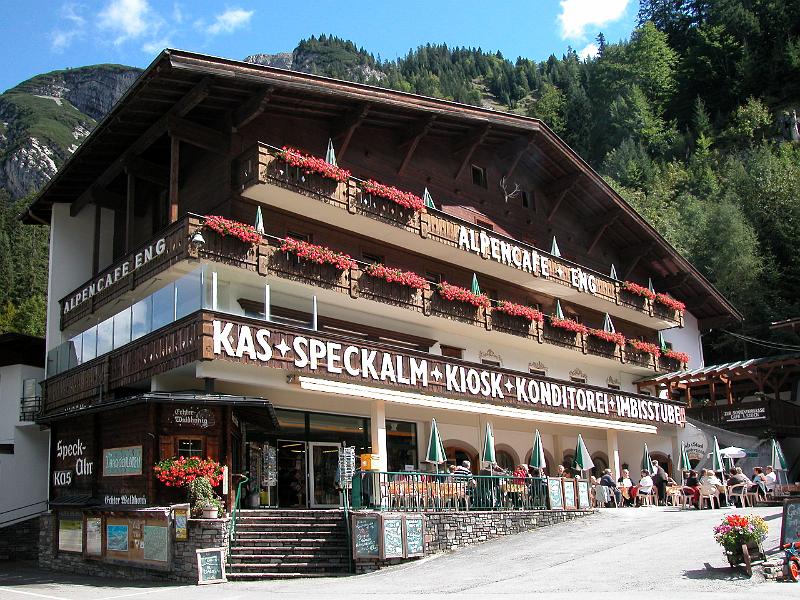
xmin=277 ymin=440 xmax=307 ymax=508
xmin=309 ymin=443 xmax=341 ymax=508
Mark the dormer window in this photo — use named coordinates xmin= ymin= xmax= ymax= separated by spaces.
xmin=471 ymin=165 xmax=487 ymax=188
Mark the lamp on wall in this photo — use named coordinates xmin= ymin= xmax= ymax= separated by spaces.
xmin=190 ymin=230 xmax=206 ymax=251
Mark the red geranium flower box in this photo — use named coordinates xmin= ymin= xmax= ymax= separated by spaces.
xmin=364 ymin=263 xmax=428 ymax=290
xmin=276 ymin=146 xmax=351 ymax=182
xmin=154 ymin=456 xmax=224 ymax=488
xmin=362 ymin=180 xmax=425 ymax=212
xmin=437 ymin=281 xmax=490 ymax=308
xmin=494 ymin=301 xmax=544 ymax=322
xmin=623 ymin=281 xmax=656 ymax=300
xmin=280 ymin=238 xmax=357 ymax=271
xmin=204 ymin=215 xmax=261 ymax=244
xmin=628 ymin=340 xmax=661 ymax=357
xmin=549 ymin=316 xmax=588 ymax=335
xmin=588 ymin=328 xmax=626 ymax=347
xmin=655 ymin=293 xmax=686 ymax=313
xmin=663 ymin=349 xmax=690 ymax=364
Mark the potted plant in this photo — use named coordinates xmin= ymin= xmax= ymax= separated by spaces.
xmin=153 ymin=456 xmax=225 ymax=517
xmin=713 ymin=514 xmax=768 ymax=568
xmin=189 ymin=477 xmax=224 ymax=519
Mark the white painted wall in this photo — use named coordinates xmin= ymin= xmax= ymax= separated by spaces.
xmin=662 ymin=310 xmax=704 ymax=370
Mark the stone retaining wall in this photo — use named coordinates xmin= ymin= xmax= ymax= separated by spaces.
xmin=0 ymin=516 xmax=41 ymax=560
xmin=38 ymin=513 xmax=229 ymax=582
xmin=354 ymin=509 xmax=592 ymax=573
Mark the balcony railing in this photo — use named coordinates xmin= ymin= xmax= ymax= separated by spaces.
xmin=236 ymin=142 xmax=683 ymax=329
xmin=686 ymin=398 xmax=800 ymax=435
xmin=19 ymin=396 xmax=42 ymax=422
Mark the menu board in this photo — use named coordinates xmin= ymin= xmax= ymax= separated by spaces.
xmin=547 ymin=477 xmax=564 ymax=510
xmin=196 ymin=547 xmax=226 ymax=584
xmin=562 ymin=479 xmax=577 ymax=510
xmin=404 ymin=515 xmax=425 ymax=557
xmin=352 ymin=514 xmax=380 ymax=558
xmin=381 ymin=515 xmax=404 ymax=559
xmin=576 ymin=480 xmax=591 ymax=510
xmin=781 ymin=499 xmax=800 ymax=547
xmin=174 ymin=507 xmax=188 ymax=541
xmin=85 ymin=517 xmax=103 ymax=556
xmin=58 ymin=516 xmax=83 ymax=553
xmin=143 ymin=525 xmax=168 ymax=562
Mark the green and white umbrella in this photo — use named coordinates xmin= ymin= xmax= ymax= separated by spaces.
xmin=425 ymin=418 xmax=447 ymax=472
xmin=482 ymin=422 xmax=496 ymax=466
xmin=573 ymin=434 xmax=594 ymax=473
xmin=678 ymin=441 xmax=691 ymax=485
xmin=710 ymin=435 xmax=725 ymax=474
xmin=648 ymin=277 xmax=655 ymax=294
xmin=771 ymin=439 xmax=789 ymax=484
xmin=530 ymin=429 xmax=547 ymax=472
xmin=551 ymin=236 xmax=562 ymax=257
xmin=641 ymin=442 xmax=653 ymax=473
xmin=471 ymin=273 xmax=481 ymax=296
xmin=658 ymin=331 xmax=668 ymax=352
xmin=554 ymin=299 xmax=566 ymax=320
xmin=423 ymin=187 xmax=436 ymax=209
xmin=254 ymin=206 xmax=265 ymax=235
xmin=325 ymin=138 xmax=337 ymax=166
xmin=609 ymin=263 xmax=618 ymax=280
xmin=603 ymin=313 xmax=615 ymax=333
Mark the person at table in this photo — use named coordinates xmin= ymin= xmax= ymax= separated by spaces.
xmin=700 ymin=469 xmax=728 ymax=506
xmin=751 ymin=467 xmax=769 ymax=500
xmin=637 ymin=470 xmax=654 ymax=505
xmin=651 ymin=459 xmax=668 ymax=506
xmin=764 ymin=465 xmax=777 ymax=493
xmin=681 ymin=470 xmax=701 ymax=508
xmin=557 ymin=464 xmax=574 ymax=479
xmin=618 ymin=468 xmax=635 ymax=506
xmin=453 ymin=460 xmax=472 ymax=479
xmin=599 ymin=468 xmax=622 ymax=505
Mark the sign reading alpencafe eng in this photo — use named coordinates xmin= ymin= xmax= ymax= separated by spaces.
xmin=212 ymin=320 xmax=685 ymax=427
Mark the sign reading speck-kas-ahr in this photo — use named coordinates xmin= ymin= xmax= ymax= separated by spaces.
xmin=211 ymin=319 xmax=686 ymax=427
xmin=61 ymin=238 xmax=167 ymax=315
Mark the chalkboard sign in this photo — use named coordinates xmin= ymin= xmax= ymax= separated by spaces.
xmin=381 ymin=515 xmax=404 ymax=559
xmin=562 ymin=479 xmax=577 ymax=510
xmin=196 ymin=547 xmax=226 ymax=584
xmin=548 ymin=477 xmax=564 ymax=510
xmin=781 ymin=499 xmax=800 ymax=548
xmin=404 ymin=514 xmax=425 ymax=557
xmin=576 ymin=480 xmax=591 ymax=509
xmin=352 ymin=514 xmax=380 ymax=558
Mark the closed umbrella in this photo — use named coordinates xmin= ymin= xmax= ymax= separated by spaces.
xmin=423 ymin=187 xmax=435 ymax=210
xmin=254 ymin=206 xmax=265 ymax=235
xmin=710 ymin=435 xmax=725 ymax=475
xmin=530 ymin=429 xmax=547 ymax=473
xmin=551 ymin=236 xmax=561 ymax=257
xmin=425 ymin=418 xmax=446 ymax=473
xmin=325 ymin=138 xmax=337 ymax=166
xmin=771 ymin=439 xmax=789 ymax=484
xmin=641 ymin=443 xmax=652 ymax=473
xmin=573 ymin=434 xmax=594 ymax=474
xmin=678 ymin=441 xmax=691 ymax=485
xmin=471 ymin=273 xmax=481 ymax=296
xmin=482 ymin=423 xmax=496 ymax=467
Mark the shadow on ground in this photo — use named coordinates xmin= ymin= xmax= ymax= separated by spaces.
xmin=682 ymin=562 xmax=753 ymax=581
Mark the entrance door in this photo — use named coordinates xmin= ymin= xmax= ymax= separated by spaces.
xmin=277 ymin=440 xmax=307 ymax=508
xmin=309 ymin=443 xmax=340 ymax=508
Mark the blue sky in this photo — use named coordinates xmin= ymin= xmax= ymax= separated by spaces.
xmin=1 ymin=1 xmax=638 ymax=93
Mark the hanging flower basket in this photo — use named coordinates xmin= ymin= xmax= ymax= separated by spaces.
xmin=204 ymin=215 xmax=261 ymax=244
xmin=655 ymin=293 xmax=686 ymax=314
xmin=663 ymin=349 xmax=690 ymax=364
xmin=280 ymin=238 xmax=357 ymax=270
xmin=362 ymin=180 xmax=425 ymax=212
xmin=276 ymin=146 xmax=351 ymax=182
xmin=363 ymin=263 xmax=428 ymax=290
xmin=437 ymin=281 xmax=490 ymax=308
xmin=493 ymin=301 xmax=544 ymax=323
xmin=153 ymin=456 xmax=224 ymax=488
xmin=622 ymin=281 xmax=656 ymax=300
xmin=548 ymin=316 xmax=588 ymax=335
xmin=588 ymin=328 xmax=626 ymax=347
xmin=628 ymin=339 xmax=661 ymax=357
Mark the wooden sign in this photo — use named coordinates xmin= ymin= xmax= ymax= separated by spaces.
xmin=562 ymin=478 xmax=577 ymax=510
xmin=174 ymin=506 xmax=189 ymax=541
xmin=103 ymin=446 xmax=143 ymax=477
xmin=352 ymin=514 xmax=380 ymax=558
xmin=381 ymin=514 xmax=404 ymax=559
xmin=547 ymin=477 xmax=564 ymax=510
xmin=196 ymin=547 xmax=226 ymax=584
xmin=576 ymin=479 xmax=591 ymax=509
xmin=781 ymin=499 xmax=800 ymax=547
xmin=404 ymin=514 xmax=425 ymax=557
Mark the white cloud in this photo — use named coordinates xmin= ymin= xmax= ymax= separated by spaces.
xmin=205 ymin=8 xmax=254 ymax=35
xmin=98 ymin=0 xmax=162 ymax=45
xmin=50 ymin=3 xmax=87 ymax=52
xmin=142 ymin=37 xmax=170 ymax=54
xmin=558 ymin=0 xmax=629 ymax=40
xmin=578 ymin=42 xmax=598 ymax=59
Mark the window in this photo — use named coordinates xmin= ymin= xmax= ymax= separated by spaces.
xmin=440 ymin=345 xmax=463 ymax=359
xmin=607 ymin=383 xmax=621 ymax=391
xmin=481 ymin=359 xmax=501 ymax=367
xmin=387 ymin=420 xmax=417 ymax=472
xmin=570 ymin=375 xmax=587 ymax=384
xmin=471 ymin=165 xmax=487 ymax=188
xmin=520 ymin=190 xmax=530 ymax=209
xmin=476 ymin=219 xmax=493 ymax=231
xmin=177 ymin=438 xmax=203 ymax=458
xmin=425 ymin=271 xmax=442 ymax=285
xmin=529 ymin=367 xmax=547 ymax=376
xmin=362 ymin=252 xmax=384 ymax=265
xmin=286 ymin=230 xmax=311 ymax=242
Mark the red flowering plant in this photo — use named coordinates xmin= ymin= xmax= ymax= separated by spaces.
xmin=628 ymin=339 xmax=661 ymax=357
xmin=655 ymin=293 xmax=686 ymax=313
xmin=588 ymin=328 xmax=626 ymax=347
xmin=204 ymin=215 xmax=261 ymax=244
xmin=622 ymin=281 xmax=656 ymax=300
xmin=713 ymin=514 xmax=768 ymax=554
xmin=361 ymin=180 xmax=425 ymax=212
xmin=548 ymin=316 xmax=589 ymax=335
xmin=276 ymin=146 xmax=351 ymax=182
xmin=280 ymin=238 xmax=357 ymax=271
xmin=153 ymin=456 xmax=224 ymax=488
xmin=363 ymin=263 xmax=428 ymax=290
xmin=663 ymin=349 xmax=690 ymax=364
xmin=437 ymin=281 xmax=490 ymax=308
xmin=493 ymin=301 xmax=544 ymax=323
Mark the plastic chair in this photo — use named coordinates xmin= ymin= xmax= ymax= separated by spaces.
xmin=638 ymin=488 xmax=656 ymax=506
xmin=699 ymin=484 xmax=719 ymax=509
xmin=594 ymin=485 xmax=618 ymax=508
xmin=728 ymin=483 xmax=748 ymax=508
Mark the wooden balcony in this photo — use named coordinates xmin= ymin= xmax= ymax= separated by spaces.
xmin=236 ymin=143 xmax=684 ymax=330
xmin=686 ymin=398 xmax=800 ymax=436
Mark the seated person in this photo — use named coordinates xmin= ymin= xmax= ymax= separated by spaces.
xmin=700 ymin=469 xmax=727 ymax=506
xmin=637 ymin=470 xmax=654 ymax=504
xmin=453 ymin=460 xmax=473 ymax=480
xmin=764 ymin=465 xmax=777 ymax=492
xmin=599 ymin=468 xmax=622 ymax=505
xmin=681 ymin=469 xmax=701 ymax=508
xmin=751 ymin=467 xmax=768 ymax=500
xmin=556 ymin=464 xmax=571 ymax=479
xmin=618 ymin=468 xmax=634 ymax=505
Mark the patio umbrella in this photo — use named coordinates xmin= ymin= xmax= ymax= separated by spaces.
xmin=471 ymin=273 xmax=481 ymax=296
xmin=551 ymin=236 xmax=561 ymax=257
xmin=481 ymin=423 xmax=496 ymax=467
xmin=555 ymin=299 xmax=566 ymax=320
xmin=609 ymin=263 xmax=618 ymax=280
xmin=424 ymin=418 xmax=447 ymax=473
xmin=678 ymin=441 xmax=691 ymax=485
xmin=771 ymin=439 xmax=789 ymax=484
xmin=254 ymin=206 xmax=265 ymax=235
xmin=709 ymin=435 xmax=725 ymax=475
xmin=720 ymin=446 xmax=747 ymax=459
xmin=641 ymin=443 xmax=652 ymax=473
xmin=573 ymin=434 xmax=594 ymax=474
xmin=530 ymin=429 xmax=547 ymax=473
xmin=648 ymin=278 xmax=655 ymax=294
xmin=423 ymin=187 xmax=436 ymax=210
xmin=658 ymin=331 xmax=668 ymax=352
xmin=602 ymin=313 xmax=615 ymax=333
xmin=325 ymin=138 xmax=337 ymax=166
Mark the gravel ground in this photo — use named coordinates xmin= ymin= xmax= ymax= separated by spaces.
xmin=1 ymin=505 xmax=797 ymax=600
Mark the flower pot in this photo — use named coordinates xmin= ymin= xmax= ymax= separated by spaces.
xmin=202 ymin=506 xmax=219 ymax=519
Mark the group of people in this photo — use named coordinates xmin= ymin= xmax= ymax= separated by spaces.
xmin=679 ymin=465 xmax=776 ymax=508
xmin=594 ymin=459 xmax=672 ymax=506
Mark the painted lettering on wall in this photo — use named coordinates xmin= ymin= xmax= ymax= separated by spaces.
xmin=104 ymin=494 xmax=147 ymax=505
xmin=457 ymin=225 xmax=598 ymax=295
xmin=62 ymin=238 xmax=167 ymax=315
xmin=55 ymin=438 xmax=94 ymax=480
xmin=212 ymin=320 xmax=685 ymax=427
xmin=173 ymin=407 xmax=216 ymax=429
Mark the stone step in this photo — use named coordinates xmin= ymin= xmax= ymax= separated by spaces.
xmin=236 ymin=514 xmax=345 ymax=521
xmin=232 ymin=537 xmax=347 ymax=547
xmin=229 ymin=554 xmax=349 ymax=564
xmin=231 ymin=531 xmax=347 ymax=540
xmin=237 ymin=510 xmax=344 ymax=517
xmin=226 ymin=572 xmax=346 ymax=580
xmin=227 ymin=561 xmax=349 ymax=571
xmin=234 ymin=522 xmax=344 ymax=530
xmin=230 ymin=544 xmax=345 ymax=553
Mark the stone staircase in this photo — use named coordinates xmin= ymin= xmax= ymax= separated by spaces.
xmin=226 ymin=509 xmax=351 ymax=580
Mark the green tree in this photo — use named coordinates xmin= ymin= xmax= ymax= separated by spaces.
xmin=526 ymin=82 xmax=565 ymax=134
xmin=627 ymin=21 xmax=678 ymax=110
xmin=723 ymin=97 xmax=772 ymax=145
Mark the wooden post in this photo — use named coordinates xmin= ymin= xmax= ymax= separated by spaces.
xmin=146 ymin=403 xmax=157 ymax=505
xmin=169 ymin=136 xmax=180 ymax=223
xmin=125 ymin=171 xmax=136 ymax=252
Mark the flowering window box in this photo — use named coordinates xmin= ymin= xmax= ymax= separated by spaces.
xmin=493 ymin=301 xmax=544 ymax=323
xmin=279 ymin=238 xmax=357 ymax=271
xmin=276 ymin=146 xmax=351 ymax=182
xmin=548 ymin=316 xmax=588 ymax=335
xmin=587 ymin=328 xmax=626 ymax=347
xmin=662 ymin=349 xmax=689 ymax=364
xmin=437 ymin=282 xmax=490 ymax=309
xmin=154 ymin=456 xmax=224 ymax=488
xmin=363 ymin=263 xmax=428 ymax=290
xmin=204 ymin=215 xmax=261 ymax=244
xmin=628 ymin=340 xmax=661 ymax=358
xmin=361 ymin=180 xmax=425 ymax=212
xmin=655 ymin=293 xmax=686 ymax=314
xmin=622 ymin=281 xmax=656 ymax=300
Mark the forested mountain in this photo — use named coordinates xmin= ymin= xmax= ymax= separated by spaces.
xmin=3 ymin=1 xmax=799 ymax=362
